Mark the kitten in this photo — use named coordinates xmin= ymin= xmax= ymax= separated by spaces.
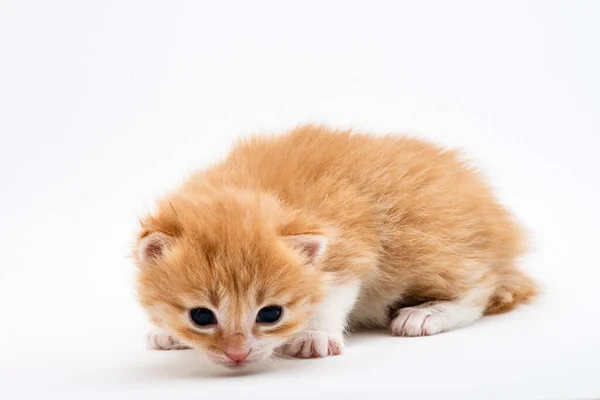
xmin=134 ymin=125 xmax=537 ymax=369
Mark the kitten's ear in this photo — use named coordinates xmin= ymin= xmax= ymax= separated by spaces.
xmin=282 ymin=234 xmax=327 ymax=265
xmin=137 ymin=232 xmax=173 ymax=264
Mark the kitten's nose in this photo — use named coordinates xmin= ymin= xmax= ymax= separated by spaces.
xmin=224 ymin=348 xmax=251 ymax=363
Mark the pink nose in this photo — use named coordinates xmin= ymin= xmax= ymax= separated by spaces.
xmin=224 ymin=348 xmax=251 ymax=363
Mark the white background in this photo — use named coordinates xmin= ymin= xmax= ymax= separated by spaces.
xmin=1 ymin=1 xmax=599 ymax=399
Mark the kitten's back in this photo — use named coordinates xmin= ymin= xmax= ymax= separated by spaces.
xmin=184 ymin=125 xmax=534 ymax=322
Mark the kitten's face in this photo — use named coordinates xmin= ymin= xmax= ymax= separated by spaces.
xmin=135 ymin=193 xmax=328 ymax=368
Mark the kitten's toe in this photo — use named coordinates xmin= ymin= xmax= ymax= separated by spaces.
xmin=281 ymin=332 xmax=344 ymax=358
xmin=391 ymin=307 xmax=446 ymax=337
xmin=147 ymin=329 xmax=191 ymax=350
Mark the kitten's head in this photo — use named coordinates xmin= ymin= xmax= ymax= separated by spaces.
xmin=134 ymin=188 xmax=331 ymax=369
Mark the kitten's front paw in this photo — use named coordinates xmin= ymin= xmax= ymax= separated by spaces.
xmin=147 ymin=329 xmax=191 ymax=350
xmin=281 ymin=332 xmax=344 ymax=358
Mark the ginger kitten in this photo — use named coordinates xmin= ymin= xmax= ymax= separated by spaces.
xmin=134 ymin=125 xmax=537 ymax=369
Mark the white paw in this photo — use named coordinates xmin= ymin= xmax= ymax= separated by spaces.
xmin=391 ymin=305 xmax=447 ymax=337
xmin=147 ymin=330 xmax=191 ymax=350
xmin=280 ymin=332 xmax=344 ymax=358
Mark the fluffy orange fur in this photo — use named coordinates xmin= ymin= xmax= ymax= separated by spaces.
xmin=134 ymin=125 xmax=537 ymax=367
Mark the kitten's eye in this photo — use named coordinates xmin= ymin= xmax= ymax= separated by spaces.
xmin=256 ymin=305 xmax=282 ymax=324
xmin=190 ymin=308 xmax=217 ymax=327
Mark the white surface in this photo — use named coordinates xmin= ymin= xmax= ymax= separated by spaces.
xmin=1 ymin=1 xmax=599 ymax=399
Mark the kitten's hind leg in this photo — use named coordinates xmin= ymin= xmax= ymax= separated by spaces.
xmin=390 ymin=265 xmax=538 ymax=336
xmin=390 ymin=288 xmax=491 ymax=337
xmin=147 ymin=328 xmax=191 ymax=350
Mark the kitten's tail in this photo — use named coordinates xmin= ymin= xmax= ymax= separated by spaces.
xmin=484 ymin=268 xmax=539 ymax=315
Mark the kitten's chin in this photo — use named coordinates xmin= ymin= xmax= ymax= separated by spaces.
xmin=215 ymin=360 xmax=254 ymax=370
xmin=207 ymin=350 xmax=273 ymax=370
